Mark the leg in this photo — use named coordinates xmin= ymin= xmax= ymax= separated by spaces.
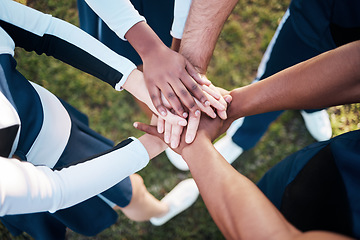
xmin=215 ymin=9 xmax=330 ymax=162
xmin=118 ymin=174 xmax=199 ymax=226
xmin=118 ymin=174 xmax=168 ymax=221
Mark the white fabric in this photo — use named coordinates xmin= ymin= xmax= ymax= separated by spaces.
xmin=84 ymin=0 xmax=146 ymax=41
xmin=26 ymin=82 xmax=71 ymax=168
xmin=0 ymin=137 xmax=149 ymax=216
xmin=0 ymin=27 xmax=15 ymax=56
xmin=0 ymin=0 xmax=137 ymax=89
xmin=171 ymin=0 xmax=192 ymax=39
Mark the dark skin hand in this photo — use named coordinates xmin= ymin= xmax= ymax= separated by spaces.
xmin=125 ymin=21 xmax=211 ymax=118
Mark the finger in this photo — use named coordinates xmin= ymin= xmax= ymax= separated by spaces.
xmin=158 ymin=107 xmax=187 ymax=126
xmin=133 ymin=122 xmax=162 ymax=139
xmin=201 ymin=84 xmax=221 ymax=100
xmin=170 ymin=124 xmax=183 ymax=148
xmin=160 ymin=93 xmax=172 ymax=109
xmin=203 ymin=91 xmax=226 ymax=112
xmin=194 ymin=97 xmax=216 ymax=118
xmin=148 ymin=85 xmax=168 ymax=117
xmin=179 ymin=71 xmax=210 ymax=107
xmin=164 ymin=120 xmax=172 ymax=144
xmin=185 ymin=110 xmax=200 ymax=144
xmin=217 ymin=109 xmax=228 ymax=120
xmin=157 ymin=117 xmax=165 ymax=133
xmin=224 ymin=94 xmax=233 ymax=104
xmin=169 ymin=78 xmax=200 ymax=114
xmin=161 ymin=83 xmax=188 ymax=118
xmin=185 ymin=59 xmax=211 ymax=86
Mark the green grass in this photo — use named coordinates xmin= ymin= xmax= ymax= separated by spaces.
xmin=2 ymin=0 xmax=359 ymax=239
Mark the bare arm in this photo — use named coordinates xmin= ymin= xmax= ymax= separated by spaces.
xmin=134 ymin=117 xmax=354 ymax=240
xmin=180 ymin=0 xmax=238 ymax=73
xmin=181 ymin=131 xmax=300 ymax=240
xmin=227 ymin=40 xmax=360 ymax=120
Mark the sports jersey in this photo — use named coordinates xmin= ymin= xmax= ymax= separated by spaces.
xmin=289 ymin=0 xmax=360 ymax=51
xmin=0 ymin=0 xmax=150 ymax=238
xmin=258 ymin=130 xmax=360 ymax=238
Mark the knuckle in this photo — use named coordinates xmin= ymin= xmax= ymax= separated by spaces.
xmin=191 ymin=84 xmax=198 ymax=91
xmin=177 ymin=106 xmax=184 ymax=112
xmin=167 ymin=92 xmax=175 ymax=99
xmin=189 ymin=102 xmax=196 ymax=109
xmin=150 ymin=94 xmax=158 ymax=101
xmin=181 ymin=89 xmax=188 ymax=96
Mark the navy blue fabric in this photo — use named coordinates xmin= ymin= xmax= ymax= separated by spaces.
xmin=289 ymin=0 xmax=360 ymax=51
xmin=1 ymin=212 xmax=66 ymax=240
xmin=77 ymin=0 xmax=174 ymax=66
xmin=231 ymin=15 xmax=323 ymax=150
xmin=257 ymin=130 xmax=360 ymax=238
xmin=0 ymin=54 xmax=43 ymax=161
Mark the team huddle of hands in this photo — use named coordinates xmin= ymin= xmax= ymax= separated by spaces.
xmin=132 ymin=64 xmax=233 ymax=151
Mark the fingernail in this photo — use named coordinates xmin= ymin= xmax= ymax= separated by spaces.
xmin=171 ymin=141 xmax=177 ymax=148
xmin=182 ymin=112 xmax=188 ymax=118
xmin=205 ymin=100 xmax=210 ymax=106
xmin=161 ymin=110 xmax=167 ymax=116
xmin=178 ymin=120 xmax=187 ymax=126
xmin=195 ymin=110 xmax=201 ymax=117
xmin=133 ymin=122 xmax=138 ymax=128
xmin=225 ymin=95 xmax=232 ymax=103
xmin=186 ymin=135 xmax=193 ymax=143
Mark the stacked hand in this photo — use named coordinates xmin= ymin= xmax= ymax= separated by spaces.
xmin=156 ymin=80 xmax=230 ymax=148
xmin=134 ymin=85 xmax=233 ymax=152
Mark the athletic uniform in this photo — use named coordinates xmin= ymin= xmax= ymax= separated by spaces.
xmin=231 ymin=0 xmax=360 ymax=150
xmin=257 ymin=130 xmax=360 ymax=239
xmin=0 ymin=0 xmax=149 ymax=238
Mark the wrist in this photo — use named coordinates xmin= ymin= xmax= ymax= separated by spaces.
xmin=125 ymin=21 xmax=166 ymax=61
xmin=182 ymin=131 xmax=212 ymax=158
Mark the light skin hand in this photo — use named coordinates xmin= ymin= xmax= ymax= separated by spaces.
xmin=133 ymin=112 xmax=228 ymax=155
xmin=159 ymin=88 xmax=230 ymax=147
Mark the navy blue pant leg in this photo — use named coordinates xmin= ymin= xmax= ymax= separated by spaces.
xmin=232 ymin=12 xmax=323 ymax=150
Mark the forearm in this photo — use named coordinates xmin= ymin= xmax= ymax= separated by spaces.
xmin=138 ymin=133 xmax=167 ymax=160
xmin=125 ymin=21 xmax=167 ymax=62
xmin=228 ymin=41 xmax=360 ymax=120
xmin=0 ymin=0 xmax=136 ymax=90
xmin=0 ymin=138 xmax=149 ymax=216
xmin=180 ymin=0 xmax=238 ymax=73
xmin=181 ymin=134 xmax=300 ymax=239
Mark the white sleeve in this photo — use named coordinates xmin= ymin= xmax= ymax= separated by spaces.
xmin=84 ymin=0 xmax=146 ymax=41
xmin=171 ymin=0 xmax=192 ymax=39
xmin=0 ymin=0 xmax=137 ymax=90
xmin=0 ymin=138 xmax=149 ymax=216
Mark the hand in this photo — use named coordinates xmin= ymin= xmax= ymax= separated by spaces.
xmin=142 ymin=45 xmax=211 ymax=118
xmin=158 ymin=86 xmax=231 ymax=147
xmin=134 ymin=111 xmax=231 ymax=155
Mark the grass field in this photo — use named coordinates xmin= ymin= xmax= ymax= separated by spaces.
xmin=1 ymin=0 xmax=359 ymax=239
